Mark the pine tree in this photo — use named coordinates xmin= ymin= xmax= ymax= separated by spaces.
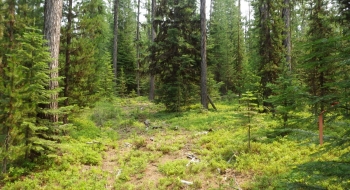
xmin=115 ymin=0 xmax=136 ymax=94
xmin=234 ymin=0 xmax=245 ymax=97
xmin=253 ymin=0 xmax=284 ymax=111
xmin=44 ymin=0 xmax=63 ymax=122
xmin=150 ymin=0 xmax=201 ymax=111
xmin=149 ymin=0 xmax=156 ymax=100
xmin=0 ymin=27 xmax=57 ymax=172
xmin=113 ymin=0 xmax=119 ymax=84
xmin=200 ymin=0 xmax=208 ymax=109
xmin=208 ymin=0 xmax=238 ymax=94
xmin=60 ymin=0 xmax=114 ymax=110
xmin=265 ymin=0 xmax=298 ymax=127
xmin=301 ymin=0 xmax=336 ymax=116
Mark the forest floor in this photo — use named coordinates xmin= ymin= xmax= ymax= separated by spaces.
xmin=2 ymin=97 xmax=350 ymax=189
xmin=93 ymin=99 xmax=249 ymax=189
xmin=96 ymin=128 xmax=247 ymax=189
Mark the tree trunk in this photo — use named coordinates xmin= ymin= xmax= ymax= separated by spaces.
xmin=113 ymin=0 xmax=119 ymax=85
xmin=136 ymin=0 xmax=141 ymax=96
xmin=44 ymin=0 xmax=63 ymax=123
xmin=149 ymin=75 xmax=155 ymax=100
xmin=63 ymin=0 xmax=72 ymax=124
xmin=237 ymin=0 xmax=242 ymax=96
xmin=200 ymin=0 xmax=208 ymax=109
xmin=282 ymin=0 xmax=291 ymax=71
xmin=149 ymin=0 xmax=156 ymax=101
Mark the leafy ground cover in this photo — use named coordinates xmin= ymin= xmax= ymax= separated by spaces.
xmin=2 ymin=97 xmax=350 ymax=189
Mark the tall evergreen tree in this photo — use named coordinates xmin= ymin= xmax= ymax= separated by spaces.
xmin=149 ymin=0 xmax=156 ymax=101
xmin=113 ymin=0 xmax=119 ymax=84
xmin=115 ymin=0 xmax=136 ymax=95
xmin=200 ymin=0 xmax=208 ymax=109
xmin=234 ymin=0 xmax=245 ymax=96
xmin=0 ymin=0 xmax=57 ymax=172
xmin=253 ymin=0 xmax=284 ymax=111
xmin=301 ymin=0 xmax=336 ymax=116
xmin=60 ymin=0 xmax=114 ymax=110
xmin=150 ymin=0 xmax=201 ymax=111
xmin=208 ymin=0 xmax=245 ymax=95
xmin=136 ymin=0 xmax=141 ymax=96
xmin=44 ymin=0 xmax=63 ymax=122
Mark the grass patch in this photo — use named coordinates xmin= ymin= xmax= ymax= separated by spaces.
xmin=3 ymin=97 xmax=350 ymax=189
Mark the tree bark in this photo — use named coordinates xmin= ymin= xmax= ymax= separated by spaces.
xmin=44 ymin=0 xmax=63 ymax=123
xmin=200 ymin=0 xmax=208 ymax=109
xmin=113 ymin=0 xmax=119 ymax=85
xmin=149 ymin=0 xmax=156 ymax=101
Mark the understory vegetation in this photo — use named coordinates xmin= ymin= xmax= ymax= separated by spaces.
xmin=1 ymin=97 xmax=349 ymax=189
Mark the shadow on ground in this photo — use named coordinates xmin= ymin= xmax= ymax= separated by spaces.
xmin=286 ymin=160 xmax=350 ymax=189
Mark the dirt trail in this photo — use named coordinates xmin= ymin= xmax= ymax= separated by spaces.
xmin=97 ymin=130 xmax=246 ymax=189
xmin=93 ymin=100 xmax=248 ymax=189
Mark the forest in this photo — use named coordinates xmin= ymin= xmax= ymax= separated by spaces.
xmin=1 ymin=0 xmax=350 ymax=189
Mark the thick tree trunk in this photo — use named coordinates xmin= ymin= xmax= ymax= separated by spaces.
xmin=44 ymin=0 xmax=63 ymax=122
xmin=149 ymin=0 xmax=156 ymax=101
xmin=113 ymin=0 xmax=119 ymax=85
xmin=200 ymin=0 xmax=208 ymax=109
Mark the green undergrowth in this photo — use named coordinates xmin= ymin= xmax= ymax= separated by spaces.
xmin=2 ymin=97 xmax=350 ymax=189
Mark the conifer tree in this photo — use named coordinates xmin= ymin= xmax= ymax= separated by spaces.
xmin=149 ymin=0 xmax=201 ymax=111
xmin=60 ymin=0 xmax=114 ymax=110
xmin=1 ymin=0 xmax=17 ymax=174
xmin=335 ymin=0 xmax=350 ymax=115
xmin=208 ymin=0 xmax=245 ymax=96
xmin=234 ymin=0 xmax=245 ymax=97
xmin=136 ymin=0 xmax=141 ymax=96
xmin=149 ymin=0 xmax=156 ymax=100
xmin=200 ymin=0 xmax=208 ymax=109
xmin=265 ymin=0 xmax=299 ymax=127
xmin=115 ymin=0 xmax=136 ymax=94
xmin=44 ymin=0 xmax=63 ymax=122
xmin=113 ymin=0 xmax=119 ymax=84
xmin=209 ymin=0 xmax=237 ymax=94
xmin=253 ymin=0 xmax=284 ymax=111
xmin=0 ymin=10 xmax=56 ymax=173
xmin=301 ymin=0 xmax=336 ymax=116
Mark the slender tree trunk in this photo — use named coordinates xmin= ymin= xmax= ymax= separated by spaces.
xmin=63 ymin=0 xmax=72 ymax=124
xmin=44 ymin=0 xmax=63 ymax=123
xmin=113 ymin=0 xmax=119 ymax=85
xmin=149 ymin=0 xmax=156 ymax=101
xmin=282 ymin=0 xmax=291 ymax=71
xmin=237 ymin=0 xmax=242 ymax=96
xmin=200 ymin=0 xmax=208 ymax=109
xmin=282 ymin=0 xmax=291 ymax=127
xmin=136 ymin=0 xmax=141 ymax=96
xmin=248 ymin=1 xmax=251 ymax=51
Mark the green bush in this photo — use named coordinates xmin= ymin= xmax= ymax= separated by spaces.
xmin=70 ymin=118 xmax=101 ymax=140
xmin=158 ymin=159 xmax=188 ymax=176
